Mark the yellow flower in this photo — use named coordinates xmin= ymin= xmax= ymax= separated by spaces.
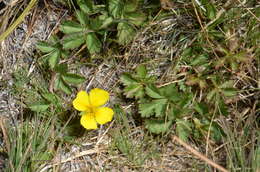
xmin=72 ymin=88 xmax=114 ymax=130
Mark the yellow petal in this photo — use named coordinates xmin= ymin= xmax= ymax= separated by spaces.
xmin=89 ymin=88 xmax=109 ymax=107
xmin=80 ymin=113 xmax=97 ymax=130
xmin=95 ymin=107 xmax=114 ymax=125
xmin=73 ymin=91 xmax=90 ymax=111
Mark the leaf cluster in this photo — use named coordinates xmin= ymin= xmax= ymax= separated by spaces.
xmin=121 ymin=65 xmax=229 ymax=142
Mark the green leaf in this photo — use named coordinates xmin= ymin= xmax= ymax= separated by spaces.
xmin=136 ymin=65 xmax=147 ymax=78
xmin=77 ymin=0 xmax=93 ymax=14
xmin=60 ymin=21 xmax=84 ymax=34
xmin=117 ymin=22 xmax=135 ymax=45
xmin=145 ymin=120 xmax=172 ymax=134
xmin=36 ymin=41 xmax=55 ymax=53
xmin=207 ymin=89 xmax=217 ymax=101
xmin=59 ymin=79 xmax=72 ymax=94
xmin=49 ymin=35 xmax=60 ymax=44
xmin=28 ymin=101 xmax=49 ymax=112
xmin=48 ymin=50 xmax=60 ymax=69
xmin=63 ymin=35 xmax=85 ymax=50
xmin=194 ymin=102 xmax=208 ymax=116
xmin=124 ymin=12 xmax=146 ymax=26
xmin=90 ymin=17 xmax=103 ymax=31
xmin=62 ymin=73 xmax=85 ymax=85
xmin=42 ymin=93 xmax=58 ymax=104
xmin=86 ymin=33 xmax=102 ymax=54
xmin=124 ymin=83 xmax=144 ymax=98
xmin=190 ymin=54 xmax=208 ymax=66
xmin=124 ymin=0 xmax=139 ymax=12
xmin=159 ymin=84 xmax=181 ymax=102
xmin=55 ymin=76 xmax=72 ymax=94
xmin=218 ymin=98 xmax=228 ymax=116
xmin=145 ymin=84 xmax=164 ymax=99
xmin=120 ymin=73 xmax=138 ymax=85
xmin=76 ymin=10 xmax=88 ymax=25
xmin=139 ymin=99 xmax=168 ymax=117
xmin=176 ymin=119 xmax=192 ymax=142
xmin=99 ymin=17 xmax=113 ymax=29
xmin=54 ymin=63 xmax=68 ymax=74
xmin=206 ymin=3 xmax=216 ymax=20
xmin=210 ymin=122 xmax=223 ymax=142
xmin=108 ymin=0 xmax=123 ymax=18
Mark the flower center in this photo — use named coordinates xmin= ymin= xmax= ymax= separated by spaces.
xmin=87 ymin=106 xmax=97 ymax=114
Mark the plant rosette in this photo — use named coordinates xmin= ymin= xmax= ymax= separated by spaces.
xmin=73 ymin=88 xmax=114 ymax=129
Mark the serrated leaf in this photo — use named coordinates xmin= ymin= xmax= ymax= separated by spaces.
xmin=76 ymin=10 xmax=88 ymax=25
xmin=36 ymin=41 xmax=55 ymax=53
xmin=61 ymin=50 xmax=69 ymax=59
xmin=99 ymin=17 xmax=113 ymax=29
xmin=28 ymin=101 xmax=50 ymax=112
xmin=54 ymin=63 xmax=68 ymax=74
xmin=145 ymin=85 xmax=164 ymax=99
xmin=86 ymin=33 xmax=102 ymax=54
xmin=63 ymin=35 xmax=85 ymax=50
xmin=77 ymin=0 xmax=93 ymax=14
xmin=136 ymin=65 xmax=147 ymax=78
xmin=124 ymin=83 xmax=144 ymax=98
xmin=124 ymin=0 xmax=139 ymax=12
xmin=42 ymin=93 xmax=58 ymax=104
xmin=59 ymin=79 xmax=72 ymax=94
xmin=48 ymin=50 xmax=60 ymax=69
xmin=60 ymin=21 xmax=84 ymax=34
xmin=159 ymin=84 xmax=181 ymax=102
xmin=194 ymin=102 xmax=208 ymax=115
xmin=49 ymin=35 xmax=59 ymax=44
xmin=62 ymin=73 xmax=85 ymax=85
xmin=90 ymin=17 xmax=103 ymax=31
xmin=124 ymin=12 xmax=146 ymax=26
xmin=145 ymin=120 xmax=172 ymax=134
xmin=54 ymin=76 xmax=72 ymax=94
xmin=176 ymin=119 xmax=192 ymax=141
xmin=108 ymin=0 xmax=123 ymax=18
xmin=190 ymin=54 xmax=208 ymax=66
xmin=139 ymin=99 xmax=167 ymax=117
xmin=117 ymin=22 xmax=135 ymax=45
xmin=120 ymin=73 xmax=138 ymax=85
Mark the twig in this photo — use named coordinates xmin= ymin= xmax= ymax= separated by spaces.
xmin=172 ymin=136 xmax=229 ymax=172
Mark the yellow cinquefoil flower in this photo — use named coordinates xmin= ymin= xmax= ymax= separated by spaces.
xmin=72 ymin=88 xmax=114 ymax=130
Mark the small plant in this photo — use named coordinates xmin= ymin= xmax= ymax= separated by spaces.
xmin=36 ymin=36 xmax=85 ymax=94
xmin=59 ymin=0 xmax=147 ymax=54
xmin=121 ymin=65 xmax=228 ymax=141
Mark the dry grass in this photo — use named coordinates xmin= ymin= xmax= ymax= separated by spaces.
xmin=0 ymin=0 xmax=259 ymax=171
